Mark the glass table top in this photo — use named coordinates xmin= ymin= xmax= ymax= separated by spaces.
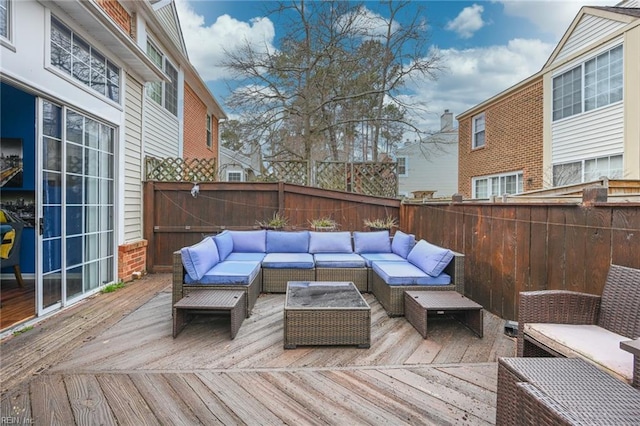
xmin=285 ymin=281 xmax=369 ymax=308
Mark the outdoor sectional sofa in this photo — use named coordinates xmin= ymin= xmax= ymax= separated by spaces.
xmin=173 ymin=229 xmax=464 ymax=318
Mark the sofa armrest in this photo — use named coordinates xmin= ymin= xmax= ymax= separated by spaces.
xmin=517 ymin=290 xmax=601 ymax=356
xmin=444 ymin=251 xmax=464 ymax=295
xmin=621 ymin=339 xmax=640 ymax=388
xmin=172 ymin=250 xmax=186 ymax=307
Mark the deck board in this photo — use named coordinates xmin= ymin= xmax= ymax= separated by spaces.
xmin=1 ymin=273 xmax=516 ymax=425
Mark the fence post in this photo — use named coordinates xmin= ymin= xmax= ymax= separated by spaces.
xmin=582 ymin=186 xmax=608 ymax=205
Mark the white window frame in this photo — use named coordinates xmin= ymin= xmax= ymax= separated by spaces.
xmin=552 ymin=43 xmax=623 ymax=122
xmin=0 ymin=0 xmax=14 ymax=50
xmin=397 ymin=156 xmax=407 ymax=177
xmin=552 ymin=154 xmax=623 ymax=186
xmin=472 ymin=113 xmax=485 ymax=149
xmin=206 ymin=114 xmax=212 ymax=148
xmin=226 ymin=171 xmax=243 ymax=182
xmin=146 ymin=38 xmax=178 ymax=116
xmin=472 ymin=171 xmax=524 ymax=199
xmin=49 ymin=15 xmax=121 ymax=103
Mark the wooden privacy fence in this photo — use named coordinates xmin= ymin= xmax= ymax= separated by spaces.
xmin=401 ymin=197 xmax=640 ymax=320
xmin=144 ymin=181 xmax=400 ymax=272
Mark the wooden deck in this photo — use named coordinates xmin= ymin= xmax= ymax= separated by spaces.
xmin=1 ymin=273 xmax=516 ymax=425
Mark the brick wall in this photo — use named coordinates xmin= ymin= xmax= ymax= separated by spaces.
xmin=96 ymin=0 xmax=132 ymax=36
xmin=183 ymin=83 xmax=218 ymax=159
xmin=118 ymin=240 xmax=148 ymax=282
xmin=458 ymin=77 xmax=544 ymax=198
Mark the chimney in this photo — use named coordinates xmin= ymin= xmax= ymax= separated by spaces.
xmin=440 ymin=109 xmax=453 ymax=132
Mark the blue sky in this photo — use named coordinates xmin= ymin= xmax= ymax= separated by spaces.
xmin=175 ymin=0 xmax=620 ymax=132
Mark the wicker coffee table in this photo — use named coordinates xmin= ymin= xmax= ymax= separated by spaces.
xmin=404 ymin=290 xmax=483 ymax=338
xmin=173 ymin=289 xmax=246 ymax=339
xmin=284 ymin=281 xmax=371 ymax=349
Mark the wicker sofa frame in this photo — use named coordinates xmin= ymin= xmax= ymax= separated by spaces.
xmin=497 ymin=357 xmax=640 ymax=425
xmin=518 ymin=263 xmax=640 ymax=388
xmin=370 ymin=251 xmax=465 ymax=316
xmin=173 ymin=251 xmax=262 ymax=317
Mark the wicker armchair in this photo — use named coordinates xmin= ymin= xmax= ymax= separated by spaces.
xmin=518 ymin=264 xmax=640 ymax=387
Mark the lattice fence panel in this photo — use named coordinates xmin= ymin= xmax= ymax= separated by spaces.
xmin=145 ymin=156 xmax=217 ymax=182
xmin=265 ymin=161 xmax=309 ymax=185
xmin=316 ymin=161 xmax=348 ymax=191
xmin=351 ymin=162 xmax=398 ymax=197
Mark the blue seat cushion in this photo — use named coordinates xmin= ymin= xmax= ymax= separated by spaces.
xmin=266 ymin=230 xmax=310 ymax=253
xmin=225 ymin=252 xmax=266 ymax=262
xmin=407 ymin=240 xmax=454 ymax=277
xmin=309 ymin=231 xmax=353 ymax=253
xmin=261 ymin=253 xmax=315 ymax=269
xmin=213 ymin=230 xmax=234 ymax=261
xmin=360 ymin=252 xmax=406 ymax=267
xmin=313 ymin=253 xmax=366 ymax=268
xmin=391 ymin=230 xmax=416 ymax=258
xmin=184 ymin=260 xmax=261 ymax=285
xmin=181 ymin=237 xmax=220 ymax=281
xmin=353 ymin=231 xmax=391 ymax=254
xmin=372 ymin=260 xmax=451 ymax=285
xmin=229 ymin=230 xmax=266 ymax=252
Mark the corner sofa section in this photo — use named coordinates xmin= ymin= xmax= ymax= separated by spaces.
xmin=173 ymin=229 xmax=464 ymax=318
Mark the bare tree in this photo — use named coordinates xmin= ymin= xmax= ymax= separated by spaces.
xmin=222 ymin=0 xmax=442 ymax=163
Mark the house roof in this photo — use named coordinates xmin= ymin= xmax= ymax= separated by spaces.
xmin=591 ymin=6 xmax=640 ymax=18
xmin=219 ymin=146 xmax=256 ymax=170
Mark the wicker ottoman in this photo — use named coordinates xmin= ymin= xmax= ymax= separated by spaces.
xmin=404 ymin=290 xmax=483 ymax=338
xmin=173 ymin=289 xmax=246 ymax=339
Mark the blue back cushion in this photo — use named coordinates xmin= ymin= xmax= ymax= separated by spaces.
xmin=308 ymin=231 xmax=353 ymax=253
xmin=266 ymin=230 xmax=310 ymax=253
xmin=181 ymin=237 xmax=220 ymax=281
xmin=353 ymin=231 xmax=391 ymax=253
xmin=407 ymin=239 xmax=454 ymax=277
xmin=391 ymin=230 xmax=415 ymax=258
xmin=229 ymin=230 xmax=266 ymax=252
xmin=213 ymin=230 xmax=234 ymax=261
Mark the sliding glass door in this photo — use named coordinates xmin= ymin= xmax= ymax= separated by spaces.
xmin=39 ymin=100 xmax=115 ymax=314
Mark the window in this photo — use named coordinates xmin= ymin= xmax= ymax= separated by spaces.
xmin=552 ymin=44 xmax=623 ymax=121
xmin=552 ymin=66 xmax=581 ymax=121
xmin=206 ymin=115 xmax=212 ymax=148
xmin=0 ymin=0 xmax=10 ymax=41
xmin=50 ymin=16 xmax=120 ymax=102
xmin=584 ymin=45 xmax=623 ymax=112
xmin=397 ymin=156 xmax=407 ymax=176
xmin=473 ymin=171 xmax=524 ymax=199
xmin=146 ymin=39 xmax=178 ymax=116
xmin=227 ymin=171 xmax=242 ymax=182
xmin=472 ymin=113 xmax=485 ymax=148
xmin=553 ymin=154 xmax=623 ymax=186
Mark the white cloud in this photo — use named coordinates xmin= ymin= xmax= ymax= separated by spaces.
xmin=499 ymin=0 xmax=619 ymax=39
xmin=404 ymin=38 xmax=554 ymax=133
xmin=338 ymin=5 xmax=402 ymax=39
xmin=446 ymin=4 xmax=486 ymax=39
xmin=175 ymin=0 xmax=276 ymax=81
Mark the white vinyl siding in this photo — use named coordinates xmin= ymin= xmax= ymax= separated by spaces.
xmin=143 ymin=99 xmax=180 ymax=158
xmin=124 ymin=74 xmax=143 ymax=242
xmin=154 ymin=4 xmax=187 ymax=55
xmin=553 ymin=14 xmax=626 ymax=64
xmin=395 ymin=132 xmax=459 ymax=198
xmin=552 ymin=102 xmax=624 ymax=164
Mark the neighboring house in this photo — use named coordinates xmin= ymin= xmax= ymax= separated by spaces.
xmin=0 ymin=0 xmax=223 ymax=326
xmin=457 ymin=0 xmax=640 ymax=199
xmin=395 ymin=110 xmax=459 ymax=198
xmin=219 ymin=146 xmax=261 ymax=182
